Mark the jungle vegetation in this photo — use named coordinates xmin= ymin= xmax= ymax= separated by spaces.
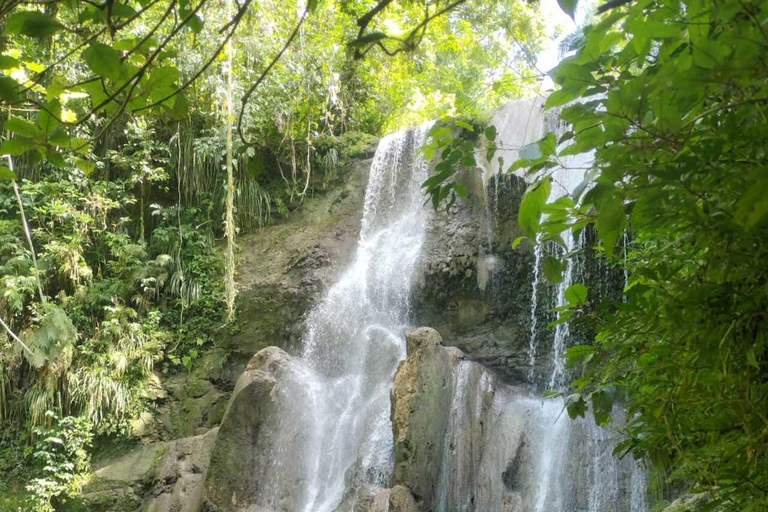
xmin=0 ymin=0 xmax=545 ymax=508
xmin=426 ymin=0 xmax=768 ymax=510
xmin=0 ymin=0 xmax=766 ymax=510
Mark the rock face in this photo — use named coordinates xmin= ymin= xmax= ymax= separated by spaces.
xmin=413 ymin=174 xmax=546 ymax=384
xmin=230 ymin=159 xmax=369 ymax=374
xmin=75 ymin=429 xmax=217 ymax=512
xmin=389 ymin=327 xmax=556 ymax=512
xmin=202 ymin=347 xmax=296 ymax=511
xmin=77 ymin=443 xmax=166 ymax=511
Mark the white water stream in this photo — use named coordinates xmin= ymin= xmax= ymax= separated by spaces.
xmin=254 ymin=125 xmax=432 ymax=512
xmin=249 ymin=97 xmax=646 ymax=511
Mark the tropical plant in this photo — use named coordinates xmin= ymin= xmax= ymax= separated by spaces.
xmin=427 ymin=0 xmax=768 ymax=508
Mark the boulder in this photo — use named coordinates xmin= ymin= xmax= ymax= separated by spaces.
xmin=663 ymin=494 xmax=712 ymax=512
xmin=141 ymin=428 xmax=218 ymax=512
xmin=387 ymin=486 xmax=419 ymax=512
xmin=202 ymin=346 xmax=296 ymax=511
xmin=76 ymin=442 xmax=167 ymax=511
xmin=353 ymin=486 xmax=418 ymax=512
xmin=391 ymin=327 xmax=461 ymax=510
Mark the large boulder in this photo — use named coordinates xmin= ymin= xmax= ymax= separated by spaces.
xmin=390 ymin=327 xmax=462 ymax=510
xmin=141 ymin=428 xmax=218 ymax=512
xmin=75 ymin=442 xmax=167 ymax=511
xmin=202 ymin=347 xmax=290 ymax=510
xmin=349 ymin=485 xmax=419 ymax=512
xmin=202 ymin=346 xmax=311 ymax=512
xmin=390 ymin=326 xmax=540 ymax=512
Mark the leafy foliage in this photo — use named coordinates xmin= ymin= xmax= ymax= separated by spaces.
xmin=515 ymin=0 xmax=768 ymax=509
xmin=26 ymin=413 xmax=93 ymax=512
xmin=424 ymin=0 xmax=768 ymax=508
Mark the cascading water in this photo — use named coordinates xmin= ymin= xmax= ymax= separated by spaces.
xmin=242 ymin=99 xmax=645 ymax=512
xmin=254 ymin=125 xmax=432 ymax=512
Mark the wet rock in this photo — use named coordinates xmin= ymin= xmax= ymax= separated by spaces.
xmin=202 ymin=347 xmax=296 ymax=512
xmin=352 ymin=486 xmax=418 ymax=512
xmin=387 ymin=485 xmax=419 ymax=512
xmin=663 ymin=494 xmax=712 ymax=512
xmin=141 ymin=428 xmax=218 ymax=512
xmin=413 ymin=173 xmax=542 ymax=384
xmin=391 ymin=327 xmax=461 ymax=510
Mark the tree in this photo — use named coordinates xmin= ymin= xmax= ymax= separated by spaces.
xmin=480 ymin=0 xmax=767 ymax=508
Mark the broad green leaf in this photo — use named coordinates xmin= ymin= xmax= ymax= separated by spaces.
xmin=566 ymin=394 xmax=587 ymax=419
xmin=0 ymin=56 xmax=20 ymax=70
xmin=5 ymin=117 xmax=39 ymax=138
xmin=543 ymin=256 xmax=565 ymax=283
xmin=83 ymin=43 xmax=124 ymax=82
xmin=596 ymin=192 xmax=626 ymax=258
xmin=6 ymin=11 xmax=63 ymax=38
xmin=38 ymin=99 xmax=62 ymax=135
xmin=0 ymin=138 xmax=34 ymax=156
xmin=484 ymin=124 xmax=497 ymax=141
xmin=0 ymin=165 xmax=17 ymax=180
xmin=455 ymin=120 xmax=474 ymax=132
xmin=171 ymin=93 xmax=189 ymax=119
xmin=518 ymin=177 xmax=551 ymax=239
xmin=545 ymin=86 xmax=588 ymax=109
xmin=557 ymin=0 xmax=578 ymax=20
xmin=565 ymin=283 xmax=587 ymax=306
xmin=0 ymin=75 xmax=20 ymax=103
xmin=565 ymin=344 xmax=596 ymax=364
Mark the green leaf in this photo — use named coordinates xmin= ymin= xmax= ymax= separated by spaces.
xmin=566 ymin=394 xmax=587 ymax=419
xmin=565 ymin=283 xmax=587 ymax=306
xmin=746 ymin=348 xmax=759 ymax=369
xmin=557 ymin=0 xmax=578 ymax=20
xmin=171 ymin=92 xmax=189 ymax=119
xmin=511 ymin=236 xmax=525 ymax=249
xmin=565 ymin=344 xmax=596 ymax=367
xmin=734 ymin=171 xmax=768 ymax=229
xmin=5 ymin=117 xmax=39 ymax=138
xmin=0 ymin=138 xmax=34 ymax=156
xmin=545 ymin=86 xmax=588 ymax=109
xmin=0 ymin=56 xmax=20 ymax=70
xmin=0 ymin=75 xmax=20 ymax=103
xmin=518 ymin=177 xmax=551 ymax=239
xmin=0 ymin=165 xmax=17 ymax=180
xmin=6 ymin=11 xmax=63 ymax=38
xmin=543 ymin=256 xmax=565 ymax=284
xmin=484 ymin=124 xmax=497 ymax=141
xmin=38 ymin=99 xmax=61 ymax=135
xmin=455 ymin=120 xmax=474 ymax=132
xmin=596 ymin=193 xmax=626 ymax=258
xmin=83 ymin=43 xmax=124 ymax=82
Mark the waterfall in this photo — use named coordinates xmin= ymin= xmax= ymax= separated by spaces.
xmin=255 ymin=125 xmax=432 ymax=512
xmin=463 ymin=99 xmax=647 ymax=512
